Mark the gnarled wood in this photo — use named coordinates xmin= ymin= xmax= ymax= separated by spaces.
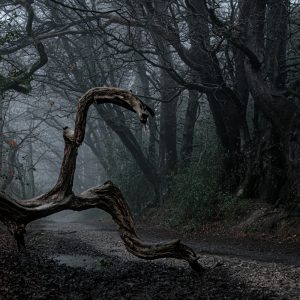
xmin=0 ymin=87 xmax=204 ymax=273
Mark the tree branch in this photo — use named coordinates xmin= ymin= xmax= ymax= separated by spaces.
xmin=0 ymin=87 xmax=204 ymax=273
xmin=204 ymin=0 xmax=261 ymax=70
xmin=0 ymin=0 xmax=48 ymax=94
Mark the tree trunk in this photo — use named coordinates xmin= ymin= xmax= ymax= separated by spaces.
xmin=135 ymin=48 xmax=156 ymax=163
xmin=1 ymin=143 xmax=18 ymax=192
xmin=286 ymin=106 xmax=300 ymax=209
xmin=265 ymin=0 xmax=288 ymax=90
xmin=159 ymin=68 xmax=178 ymax=173
xmin=95 ymin=105 xmax=161 ymax=205
xmin=180 ymin=89 xmax=199 ymax=164
xmin=0 ymin=97 xmax=4 ymax=177
xmin=186 ymin=0 xmax=245 ymax=188
xmin=156 ymin=44 xmax=178 ymax=173
xmin=236 ymin=0 xmax=299 ymax=208
xmin=27 ymin=136 xmax=35 ymax=198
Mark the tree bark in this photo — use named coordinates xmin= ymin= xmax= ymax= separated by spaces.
xmin=265 ymin=0 xmax=288 ymax=90
xmin=159 ymin=65 xmax=178 ymax=173
xmin=95 ymin=105 xmax=161 ymax=204
xmin=135 ymin=47 xmax=157 ymax=163
xmin=180 ymin=89 xmax=199 ymax=164
xmin=236 ymin=0 xmax=299 ymax=207
xmin=152 ymin=44 xmax=178 ymax=173
xmin=186 ymin=0 xmax=245 ymax=188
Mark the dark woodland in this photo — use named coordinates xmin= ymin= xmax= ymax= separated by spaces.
xmin=0 ymin=0 xmax=299 ymax=299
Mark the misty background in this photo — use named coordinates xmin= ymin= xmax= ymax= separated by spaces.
xmin=0 ymin=0 xmax=299 ymax=228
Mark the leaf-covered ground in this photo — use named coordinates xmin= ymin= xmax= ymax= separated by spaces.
xmin=0 ymin=220 xmax=299 ymax=299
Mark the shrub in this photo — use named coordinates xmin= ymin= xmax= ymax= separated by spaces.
xmin=164 ymin=144 xmax=225 ymax=227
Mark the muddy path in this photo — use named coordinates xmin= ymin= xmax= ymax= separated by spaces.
xmin=136 ymin=224 xmax=300 ymax=267
xmin=37 ymin=218 xmax=300 ymax=265
xmin=0 ymin=219 xmax=299 ymax=299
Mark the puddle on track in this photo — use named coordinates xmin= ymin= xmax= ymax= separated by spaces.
xmin=52 ymin=254 xmax=111 ymax=270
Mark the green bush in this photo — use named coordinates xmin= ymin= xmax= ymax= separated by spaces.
xmin=162 ymin=145 xmax=245 ymax=227
xmin=220 ymin=192 xmax=244 ymax=223
xmin=113 ymin=160 xmax=155 ymax=215
xmin=164 ymin=146 xmax=224 ymax=226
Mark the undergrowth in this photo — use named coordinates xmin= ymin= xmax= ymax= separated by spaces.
xmin=160 ymin=149 xmax=247 ymax=229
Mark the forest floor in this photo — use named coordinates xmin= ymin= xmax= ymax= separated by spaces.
xmin=0 ymin=218 xmax=299 ymax=300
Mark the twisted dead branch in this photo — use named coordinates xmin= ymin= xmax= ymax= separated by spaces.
xmin=0 ymin=87 xmax=204 ymax=272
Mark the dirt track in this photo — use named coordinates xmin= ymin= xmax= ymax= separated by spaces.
xmin=0 ymin=220 xmax=299 ymax=299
